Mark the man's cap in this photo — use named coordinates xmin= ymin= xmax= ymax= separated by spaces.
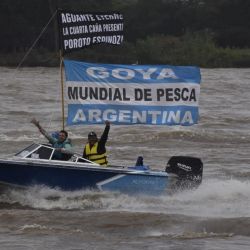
xmin=88 ymin=131 xmax=97 ymax=138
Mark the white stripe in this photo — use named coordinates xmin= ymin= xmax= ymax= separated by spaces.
xmin=96 ymin=174 xmax=126 ymax=190
xmin=66 ymin=81 xmax=200 ymax=106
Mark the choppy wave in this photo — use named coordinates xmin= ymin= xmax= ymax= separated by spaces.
xmin=1 ymin=126 xmax=248 ymax=146
xmin=1 ymin=183 xmax=250 ymax=239
xmin=1 ymin=178 xmax=250 ymax=218
xmin=144 ymin=231 xmax=234 ymax=239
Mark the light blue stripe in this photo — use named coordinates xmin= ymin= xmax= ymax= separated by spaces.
xmin=67 ymin=104 xmax=199 ymax=126
xmin=64 ymin=59 xmax=201 ymax=84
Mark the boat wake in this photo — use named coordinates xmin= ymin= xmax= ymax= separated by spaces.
xmin=0 ymin=177 xmax=250 ymax=218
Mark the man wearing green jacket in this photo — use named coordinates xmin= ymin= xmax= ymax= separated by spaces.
xmin=31 ymin=118 xmax=73 ymax=161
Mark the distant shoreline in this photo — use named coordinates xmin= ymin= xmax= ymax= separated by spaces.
xmin=1 ymin=44 xmax=250 ymax=68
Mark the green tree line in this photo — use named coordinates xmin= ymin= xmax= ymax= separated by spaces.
xmin=1 ymin=0 xmax=250 ymax=67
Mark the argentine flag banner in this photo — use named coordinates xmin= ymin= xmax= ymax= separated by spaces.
xmin=64 ymin=60 xmax=201 ymax=126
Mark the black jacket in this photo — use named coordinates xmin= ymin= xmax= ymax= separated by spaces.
xmin=83 ymin=124 xmax=110 ymax=158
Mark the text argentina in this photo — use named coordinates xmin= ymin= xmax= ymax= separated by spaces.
xmin=72 ymin=109 xmax=195 ymax=125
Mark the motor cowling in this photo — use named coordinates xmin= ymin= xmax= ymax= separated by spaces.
xmin=165 ymin=156 xmax=203 ymax=189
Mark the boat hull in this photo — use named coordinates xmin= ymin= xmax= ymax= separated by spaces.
xmin=0 ymin=160 xmax=170 ymax=195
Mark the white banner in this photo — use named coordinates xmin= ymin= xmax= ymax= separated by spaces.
xmin=64 ymin=60 xmax=201 ymax=126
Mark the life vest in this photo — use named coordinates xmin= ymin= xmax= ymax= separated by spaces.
xmin=85 ymin=142 xmax=108 ymax=166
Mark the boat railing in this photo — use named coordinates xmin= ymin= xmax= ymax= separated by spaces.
xmin=68 ymin=153 xmax=99 ymax=165
xmin=12 ymin=143 xmax=154 ymax=171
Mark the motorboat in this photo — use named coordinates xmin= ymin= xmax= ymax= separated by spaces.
xmin=0 ymin=143 xmax=203 ymax=195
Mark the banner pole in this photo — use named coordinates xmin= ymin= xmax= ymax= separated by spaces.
xmin=59 ymin=50 xmax=65 ymax=130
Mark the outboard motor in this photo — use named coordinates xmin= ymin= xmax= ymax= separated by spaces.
xmin=165 ymin=156 xmax=203 ymax=190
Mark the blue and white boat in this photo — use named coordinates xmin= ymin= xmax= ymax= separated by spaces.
xmin=0 ymin=143 xmax=203 ymax=195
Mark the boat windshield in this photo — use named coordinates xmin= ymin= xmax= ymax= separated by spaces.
xmin=15 ymin=143 xmax=40 ymax=158
xmin=15 ymin=143 xmax=54 ymax=160
xmin=14 ymin=143 xmax=98 ymax=164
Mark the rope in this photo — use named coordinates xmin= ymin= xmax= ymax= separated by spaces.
xmin=15 ymin=10 xmax=58 ymax=70
xmin=14 ymin=9 xmax=59 ymax=133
